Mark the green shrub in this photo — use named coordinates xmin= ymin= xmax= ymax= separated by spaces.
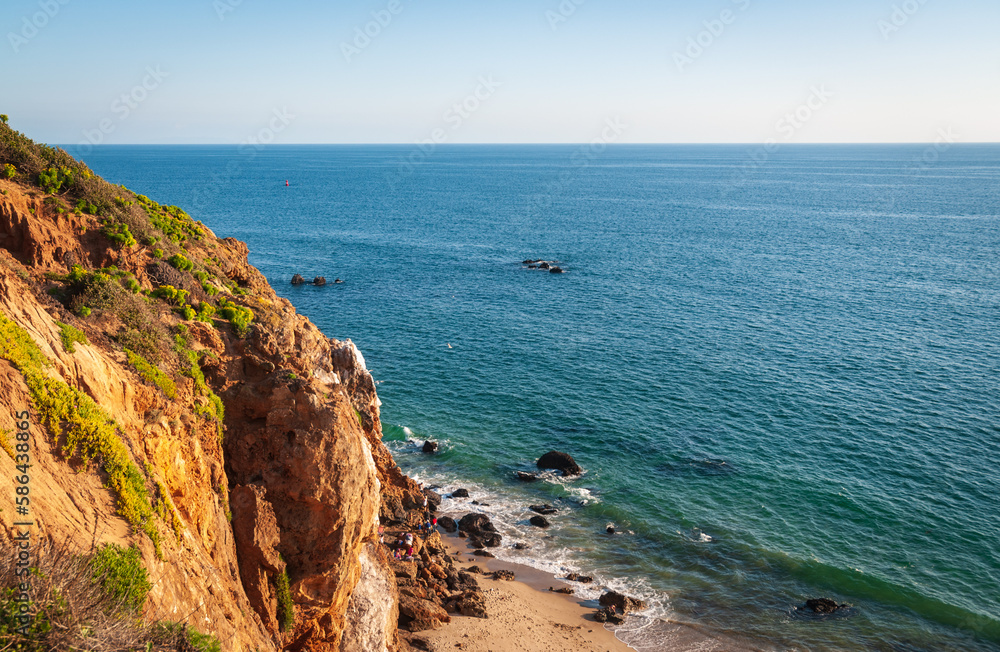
xmin=2 ymin=163 xmax=15 ymax=179
xmin=124 ymin=277 xmax=141 ymax=293
xmin=180 ymin=305 xmax=196 ymax=320
xmin=0 ymin=313 xmax=160 ymax=551
xmin=195 ymin=301 xmax=215 ymax=323
xmin=0 ymin=114 xmax=7 ymax=124
xmin=78 ymin=306 xmax=91 ymax=317
xmin=167 ymin=253 xmax=194 ymax=272
xmin=217 ymin=297 xmax=254 ymax=338
xmin=56 ymin=321 xmax=88 ymax=353
xmin=89 ymin=543 xmax=151 ymax=615
xmin=152 ymin=247 xmax=164 ymax=258
xmin=126 ymin=349 xmax=176 ymax=399
xmin=151 ymin=285 xmax=188 ymax=307
xmin=102 ymin=221 xmax=136 ymax=248
xmin=276 ymin=569 xmax=294 ymax=632
xmin=38 ymin=165 xmax=74 ymax=194
xmin=75 ymin=198 xmax=99 ymax=215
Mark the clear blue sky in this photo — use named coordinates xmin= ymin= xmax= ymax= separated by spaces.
xmin=2 ymin=0 xmax=998 ymax=144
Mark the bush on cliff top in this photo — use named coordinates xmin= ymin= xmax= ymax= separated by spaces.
xmin=0 ymin=312 xmax=161 ymax=553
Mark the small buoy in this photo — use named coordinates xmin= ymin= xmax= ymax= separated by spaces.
xmin=285 ymin=180 xmax=289 ymax=186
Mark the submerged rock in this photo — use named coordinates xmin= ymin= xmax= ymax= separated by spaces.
xmin=529 ymin=504 xmax=557 ymax=515
xmin=536 ymin=451 xmax=583 ymax=477
xmin=515 ymin=471 xmax=539 ymax=482
xmin=797 ymin=598 xmax=855 ymax=617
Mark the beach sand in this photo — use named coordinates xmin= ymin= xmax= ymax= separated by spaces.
xmin=405 ymin=532 xmax=760 ymax=652
xmin=403 ymin=534 xmax=632 ymax=652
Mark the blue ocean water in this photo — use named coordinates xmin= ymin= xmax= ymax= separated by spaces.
xmin=77 ymin=144 xmax=1000 ymax=651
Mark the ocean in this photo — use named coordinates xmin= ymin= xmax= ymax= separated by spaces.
xmin=75 ymin=143 xmax=1000 ymax=651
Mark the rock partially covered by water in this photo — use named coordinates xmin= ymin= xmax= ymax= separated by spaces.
xmin=452 ymin=488 xmax=470 ymax=498
xmin=529 ymin=515 xmax=551 ymax=528
xmin=537 ymin=451 xmax=583 ymax=477
xmin=549 ymin=266 xmax=564 ymax=274
xmin=566 ymin=573 xmax=593 ymax=583
xmin=530 ymin=504 xmax=557 ymax=515
xmin=459 ymin=513 xmax=502 ymax=548
xmin=799 ymin=598 xmax=854 ymax=616
xmin=594 ymin=607 xmax=624 ymax=625
xmin=313 ymin=276 xmax=326 ymax=286
xmin=599 ymin=591 xmax=647 ymax=614
xmin=291 ymin=273 xmax=306 ymax=285
xmin=421 ymin=440 xmax=438 ymax=453
xmin=515 ymin=471 xmax=539 ymax=482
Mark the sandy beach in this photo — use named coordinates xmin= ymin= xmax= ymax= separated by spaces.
xmin=402 ymin=534 xmax=632 ymax=652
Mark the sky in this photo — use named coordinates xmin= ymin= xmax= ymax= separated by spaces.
xmin=1 ymin=0 xmax=998 ymax=144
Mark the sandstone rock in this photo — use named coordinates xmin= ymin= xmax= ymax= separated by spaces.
xmin=492 ymin=570 xmax=515 ymax=581
xmin=230 ymin=485 xmax=284 ymax=635
xmin=536 ymin=451 xmax=583 ymax=477
xmin=466 ymin=565 xmax=485 ymax=575
xmin=398 ymin=592 xmax=451 ymax=632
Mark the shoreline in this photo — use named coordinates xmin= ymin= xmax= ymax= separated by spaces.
xmin=409 ymin=530 xmax=751 ymax=652
xmin=404 ymin=532 xmax=633 ymax=652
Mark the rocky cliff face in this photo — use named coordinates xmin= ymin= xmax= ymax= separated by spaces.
xmin=0 ymin=173 xmax=409 ymax=651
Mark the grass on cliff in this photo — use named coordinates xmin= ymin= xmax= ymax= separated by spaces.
xmin=126 ymin=349 xmax=177 ymax=400
xmin=275 ymin=569 xmax=295 ymax=632
xmin=0 ymin=312 xmax=162 ymax=554
xmin=0 ymin=538 xmax=220 ymax=652
xmin=56 ymin=321 xmax=88 ymax=353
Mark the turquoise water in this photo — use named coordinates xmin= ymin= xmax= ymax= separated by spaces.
xmin=78 ymin=144 xmax=1000 ymax=651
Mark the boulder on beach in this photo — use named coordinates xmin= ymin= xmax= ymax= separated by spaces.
xmin=515 ymin=471 xmax=539 ymax=482
xmin=313 ymin=276 xmax=326 ymax=286
xmin=437 ymin=516 xmax=457 ymax=533
xmin=529 ymin=504 xmax=557 ymax=515
xmin=423 ymin=488 xmax=442 ymax=512
xmin=529 ymin=515 xmax=551 ymax=528
xmin=536 ymin=451 xmax=583 ymax=477
xmin=421 ymin=440 xmax=438 ymax=454
xmin=549 ymin=586 xmax=574 ymax=595
xmin=566 ymin=573 xmax=593 ymax=583
xmin=459 ymin=513 xmax=502 ymax=547
xmin=452 ymin=488 xmax=470 ymax=498
xmin=594 ymin=607 xmax=624 ymax=625
xmin=291 ymin=274 xmax=306 ymax=285
xmin=492 ymin=570 xmax=515 ymax=582
xmin=599 ymin=591 xmax=647 ymax=614
xmin=472 ymin=550 xmax=495 ymax=558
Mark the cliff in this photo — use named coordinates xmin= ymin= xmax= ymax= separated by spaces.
xmin=0 ymin=122 xmax=428 ymax=650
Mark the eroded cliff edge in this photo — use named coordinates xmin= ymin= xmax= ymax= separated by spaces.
xmin=0 ymin=127 xmax=422 ymax=650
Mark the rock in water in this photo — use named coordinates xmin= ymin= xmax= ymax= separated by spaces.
xmin=599 ymin=591 xmax=647 ymax=614
xmin=566 ymin=573 xmax=593 ymax=583
xmin=313 ymin=276 xmax=326 ymax=286
xmin=451 ymin=488 xmax=470 ymax=498
xmin=530 ymin=504 xmax=557 ymax=515
xmin=529 ymin=515 xmax=551 ymax=528
xmin=536 ymin=451 xmax=583 ymax=477
xmin=290 ymin=273 xmax=305 ymax=285
xmin=803 ymin=598 xmax=852 ymax=615
xmin=458 ymin=513 xmax=502 ymax=547
xmin=549 ymin=266 xmax=564 ymax=274
xmin=421 ymin=440 xmax=438 ymax=453
xmin=515 ymin=471 xmax=539 ymax=482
